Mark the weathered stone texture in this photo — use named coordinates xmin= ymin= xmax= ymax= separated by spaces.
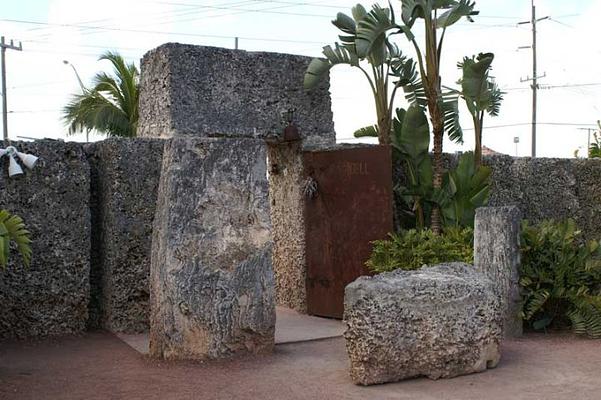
xmin=344 ymin=263 xmax=502 ymax=386
xmin=150 ymin=137 xmax=275 ymax=360
xmin=394 ymin=155 xmax=601 ymax=242
xmin=138 ymin=43 xmax=335 ymax=144
xmin=0 ymin=140 xmax=90 ymax=340
xmin=267 ymin=141 xmax=307 ymax=313
xmin=86 ymin=138 xmax=165 ymax=333
xmin=474 ymin=206 xmax=522 ymax=337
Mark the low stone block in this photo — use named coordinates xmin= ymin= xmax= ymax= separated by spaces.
xmin=474 ymin=206 xmax=522 ymax=337
xmin=344 ymin=263 xmax=502 ymax=386
xmin=150 ymin=137 xmax=275 ymax=360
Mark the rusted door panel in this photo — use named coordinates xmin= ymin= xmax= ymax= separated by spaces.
xmin=304 ymin=146 xmax=393 ymax=319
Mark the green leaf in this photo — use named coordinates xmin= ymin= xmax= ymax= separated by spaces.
xmin=436 ymin=0 xmax=479 ymax=28
xmin=304 ymin=44 xmax=359 ymax=89
xmin=355 ymin=4 xmax=394 ymax=59
xmin=303 ymin=58 xmax=331 ymax=89
xmin=353 ymin=125 xmax=379 ymax=138
xmin=332 ymin=12 xmax=356 ymax=34
xmin=351 ymin=4 xmax=368 ymax=22
xmin=0 ymin=210 xmax=31 ymax=269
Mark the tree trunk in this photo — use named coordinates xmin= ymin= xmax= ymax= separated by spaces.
xmin=474 ymin=116 xmax=482 ymax=168
xmin=430 ymin=114 xmax=444 ymax=235
xmin=378 ymin=115 xmax=391 ymax=145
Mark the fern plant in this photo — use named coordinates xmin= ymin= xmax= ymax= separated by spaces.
xmin=0 ymin=209 xmax=32 ymax=268
xmin=366 ymin=227 xmax=473 ymax=273
xmin=520 ymin=219 xmax=601 ymax=338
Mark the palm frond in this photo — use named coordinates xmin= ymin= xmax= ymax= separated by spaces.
xmin=0 ymin=210 xmax=31 ymax=268
xmin=62 ymin=51 xmax=138 ymax=137
xmin=355 ymin=4 xmax=394 ymax=60
xmin=304 ymin=44 xmax=359 ymax=89
xmin=353 ymin=125 xmax=379 ymax=138
xmin=440 ymin=91 xmax=463 ymax=143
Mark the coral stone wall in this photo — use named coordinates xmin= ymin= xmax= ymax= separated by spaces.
xmin=138 ymin=43 xmax=335 ymax=144
xmin=86 ymin=138 xmax=165 ymax=332
xmin=0 ymin=140 xmax=91 ymax=339
xmin=394 ymin=154 xmax=601 ymax=242
xmin=485 ymin=155 xmax=601 ymax=242
xmin=267 ymin=141 xmax=307 ymax=313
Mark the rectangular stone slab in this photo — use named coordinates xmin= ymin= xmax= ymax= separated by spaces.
xmin=149 ymin=137 xmax=275 ymax=360
xmin=138 ymin=43 xmax=335 ymax=145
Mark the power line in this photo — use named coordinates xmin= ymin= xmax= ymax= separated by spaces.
xmin=0 ymin=18 xmax=324 ymax=44
xmin=336 ymin=121 xmax=598 ymax=140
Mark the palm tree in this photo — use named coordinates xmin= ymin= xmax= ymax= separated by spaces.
xmin=304 ymin=4 xmax=417 ymax=145
xmin=63 ymin=51 xmax=139 ymax=138
xmin=455 ymin=53 xmax=504 ymax=167
xmin=355 ymin=0 xmax=478 ymax=233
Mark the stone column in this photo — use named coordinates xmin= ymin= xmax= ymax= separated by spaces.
xmin=149 ymin=137 xmax=275 ymax=360
xmin=474 ymin=206 xmax=522 ymax=337
xmin=267 ymin=141 xmax=307 ymax=313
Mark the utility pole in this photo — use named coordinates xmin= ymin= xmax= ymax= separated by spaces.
xmin=1 ymin=36 xmax=23 ymax=143
xmin=518 ymin=1 xmax=548 ymax=158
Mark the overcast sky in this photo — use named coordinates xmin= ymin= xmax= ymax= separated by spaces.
xmin=1 ymin=0 xmax=600 ymax=157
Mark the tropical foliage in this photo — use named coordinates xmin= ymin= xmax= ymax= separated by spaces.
xmin=304 ymin=4 xmax=418 ymax=144
xmin=63 ymin=51 xmax=139 ymax=138
xmin=395 ymin=0 xmax=478 ymax=233
xmin=454 ymin=53 xmax=504 ymax=167
xmin=0 ymin=209 xmax=31 ymax=269
xmin=589 ymin=129 xmax=601 ymax=158
xmin=520 ymin=219 xmax=601 ymax=338
xmin=366 ymin=227 xmax=473 ymax=273
xmin=338 ymin=0 xmax=479 ymax=232
xmin=441 ymin=152 xmax=491 ymax=227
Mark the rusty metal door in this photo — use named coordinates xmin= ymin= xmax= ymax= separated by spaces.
xmin=304 ymin=146 xmax=393 ymax=319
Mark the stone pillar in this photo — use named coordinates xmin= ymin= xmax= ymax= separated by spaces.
xmin=474 ymin=206 xmax=522 ymax=337
xmin=149 ymin=137 xmax=275 ymax=360
xmin=86 ymin=138 xmax=165 ymax=333
xmin=138 ymin=43 xmax=335 ymax=145
xmin=267 ymin=141 xmax=307 ymax=313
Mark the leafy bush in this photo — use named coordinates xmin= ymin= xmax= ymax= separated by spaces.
xmin=366 ymin=227 xmax=473 ymax=273
xmin=520 ymin=219 xmax=601 ymax=337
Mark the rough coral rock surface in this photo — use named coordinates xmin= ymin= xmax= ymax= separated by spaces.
xmin=86 ymin=138 xmax=165 ymax=332
xmin=395 ymin=155 xmax=601 ymax=243
xmin=474 ymin=206 xmax=522 ymax=337
xmin=150 ymin=137 xmax=275 ymax=360
xmin=138 ymin=43 xmax=335 ymax=144
xmin=267 ymin=141 xmax=307 ymax=313
xmin=344 ymin=263 xmax=502 ymax=386
xmin=0 ymin=140 xmax=90 ymax=339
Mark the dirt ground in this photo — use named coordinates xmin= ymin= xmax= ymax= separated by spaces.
xmin=1 ymin=332 xmax=600 ymax=400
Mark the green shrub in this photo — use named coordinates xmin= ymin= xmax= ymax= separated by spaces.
xmin=366 ymin=227 xmax=473 ymax=273
xmin=520 ymin=219 xmax=601 ymax=337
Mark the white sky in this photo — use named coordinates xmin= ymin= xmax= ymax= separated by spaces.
xmin=1 ymin=0 xmax=600 ymax=157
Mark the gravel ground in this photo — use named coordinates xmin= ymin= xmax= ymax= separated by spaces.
xmin=1 ymin=332 xmax=600 ymax=400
